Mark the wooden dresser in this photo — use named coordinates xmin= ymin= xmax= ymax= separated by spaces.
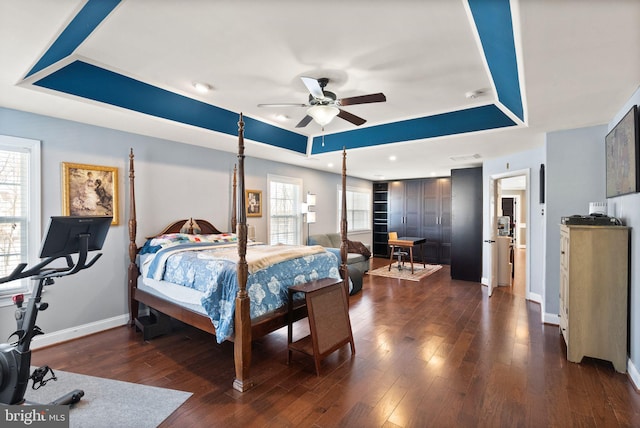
xmin=559 ymin=224 xmax=629 ymax=372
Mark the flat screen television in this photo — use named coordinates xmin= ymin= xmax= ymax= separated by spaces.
xmin=39 ymin=216 xmax=112 ymax=258
xmin=606 ymin=105 xmax=639 ymax=198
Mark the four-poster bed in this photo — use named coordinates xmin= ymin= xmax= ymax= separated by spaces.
xmin=127 ymin=114 xmax=351 ymax=391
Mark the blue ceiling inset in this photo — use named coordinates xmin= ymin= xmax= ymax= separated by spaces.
xmin=467 ymin=0 xmax=524 ymax=121
xmin=26 ymin=0 xmax=121 ymax=78
xmin=311 ymin=104 xmax=516 ymax=154
xmin=23 ymin=0 xmax=526 ymax=155
xmin=33 ymin=60 xmax=308 ymax=153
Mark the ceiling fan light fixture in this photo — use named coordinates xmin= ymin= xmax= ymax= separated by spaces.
xmin=307 ymin=105 xmax=339 ymax=127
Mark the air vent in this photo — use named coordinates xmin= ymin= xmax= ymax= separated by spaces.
xmin=449 ymin=154 xmax=481 ymax=162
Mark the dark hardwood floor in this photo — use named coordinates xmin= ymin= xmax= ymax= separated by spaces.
xmin=33 ymin=256 xmax=640 ymax=427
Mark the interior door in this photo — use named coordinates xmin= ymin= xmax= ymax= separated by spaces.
xmin=422 ymin=178 xmax=440 ymax=263
xmin=403 ymin=180 xmax=422 ymax=259
xmin=438 ymin=178 xmax=452 ymax=264
xmin=487 ymin=177 xmax=499 ymax=297
xmin=388 ymin=181 xmax=405 ymax=237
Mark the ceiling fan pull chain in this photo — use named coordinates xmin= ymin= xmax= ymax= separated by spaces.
xmin=322 ymin=128 xmax=325 ymax=147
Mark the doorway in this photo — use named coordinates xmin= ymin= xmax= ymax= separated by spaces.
xmin=489 ymin=171 xmax=530 ymax=299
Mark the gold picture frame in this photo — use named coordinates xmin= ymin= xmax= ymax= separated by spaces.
xmin=246 ymin=189 xmax=262 ymax=217
xmin=62 ymin=162 xmax=119 ymax=225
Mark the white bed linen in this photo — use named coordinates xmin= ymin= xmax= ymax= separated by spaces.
xmin=139 ymin=276 xmax=204 ymax=308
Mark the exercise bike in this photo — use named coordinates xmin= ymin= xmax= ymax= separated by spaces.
xmin=0 ymin=215 xmax=111 ymax=406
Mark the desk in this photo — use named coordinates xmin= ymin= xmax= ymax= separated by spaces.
xmin=388 ymin=236 xmax=426 ymax=274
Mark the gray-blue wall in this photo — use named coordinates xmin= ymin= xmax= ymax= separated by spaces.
xmin=0 ymin=107 xmax=370 ymax=343
xmin=483 ymin=145 xmax=546 ymax=306
xmin=484 ymin=85 xmax=640 ymax=385
xmin=606 ymin=86 xmax=640 ymax=381
xmin=4 ymin=85 xmax=640 ymax=386
xmin=544 ymin=125 xmax=607 ymax=318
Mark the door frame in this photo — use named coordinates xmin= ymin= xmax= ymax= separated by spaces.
xmin=489 ymin=169 xmax=531 ymax=299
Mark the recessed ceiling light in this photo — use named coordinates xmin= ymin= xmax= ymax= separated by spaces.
xmin=465 ymin=89 xmax=486 ymax=99
xmin=389 ymin=155 xmax=397 ymax=161
xmin=327 ymin=163 xmax=334 ymax=168
xmin=193 ymin=82 xmax=212 ymax=93
xmin=275 ymin=114 xmax=289 ymax=121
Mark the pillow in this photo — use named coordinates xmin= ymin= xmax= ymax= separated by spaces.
xmin=198 ymin=233 xmax=237 ymax=244
xmin=139 ymin=240 xmax=162 ymax=255
xmin=347 ymin=239 xmax=371 ymax=259
xmin=141 ymin=233 xmax=238 ymax=254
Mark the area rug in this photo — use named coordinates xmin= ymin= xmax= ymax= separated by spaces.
xmin=23 ymin=367 xmax=192 ymax=427
xmin=367 ymin=263 xmax=442 ymax=281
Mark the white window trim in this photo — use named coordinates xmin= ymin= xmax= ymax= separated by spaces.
xmin=267 ymin=174 xmax=304 ymax=245
xmin=0 ymin=135 xmax=41 ymax=306
xmin=337 ymin=184 xmax=372 ymax=233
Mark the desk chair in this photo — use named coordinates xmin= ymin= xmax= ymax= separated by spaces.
xmin=388 ymin=232 xmax=409 ymax=271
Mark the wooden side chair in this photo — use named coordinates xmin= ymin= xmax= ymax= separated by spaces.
xmin=388 ymin=232 xmax=409 ymax=271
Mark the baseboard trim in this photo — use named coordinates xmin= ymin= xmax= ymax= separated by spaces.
xmin=30 ymin=314 xmax=129 ymax=350
xmin=627 ymin=359 xmax=640 ymax=390
xmin=527 ymin=292 xmax=542 ymax=305
xmin=543 ymin=311 xmax=559 ymax=325
xmin=481 ymin=277 xmax=488 ymax=286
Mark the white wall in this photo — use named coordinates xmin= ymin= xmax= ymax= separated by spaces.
xmin=0 ymin=107 xmax=370 ymax=344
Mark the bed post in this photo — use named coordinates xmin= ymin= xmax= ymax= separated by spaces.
xmin=340 ymin=148 xmax=349 ymax=299
xmin=231 ymin=164 xmax=237 ymax=233
xmin=233 ymin=113 xmax=253 ymax=392
xmin=127 ymin=148 xmax=139 ymax=326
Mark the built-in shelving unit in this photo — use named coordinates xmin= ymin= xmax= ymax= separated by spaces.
xmin=373 ymin=182 xmax=389 ymax=257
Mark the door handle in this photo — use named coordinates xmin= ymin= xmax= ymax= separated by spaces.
xmin=484 ymin=240 xmax=496 ymax=243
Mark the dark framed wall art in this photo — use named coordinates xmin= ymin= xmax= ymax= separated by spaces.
xmin=606 ymin=105 xmax=639 ymax=198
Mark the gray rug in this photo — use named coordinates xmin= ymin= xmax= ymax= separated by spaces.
xmin=23 ymin=367 xmax=192 ymax=428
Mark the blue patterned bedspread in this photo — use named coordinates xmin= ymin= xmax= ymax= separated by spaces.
xmin=144 ymin=243 xmax=342 ymax=343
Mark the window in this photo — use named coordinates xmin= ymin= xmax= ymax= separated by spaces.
xmin=338 ymin=186 xmax=371 ymax=232
xmin=0 ymin=136 xmax=40 ymax=303
xmin=268 ymin=175 xmax=303 ymax=245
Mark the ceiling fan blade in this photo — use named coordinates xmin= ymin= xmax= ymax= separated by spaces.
xmin=338 ymin=93 xmax=386 ymax=106
xmin=300 ymin=76 xmax=325 ymax=99
xmin=295 ymin=115 xmax=314 ymax=128
xmin=338 ymin=109 xmax=366 ymax=126
xmin=257 ymin=103 xmax=307 ymax=108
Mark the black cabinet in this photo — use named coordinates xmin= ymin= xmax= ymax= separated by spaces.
xmin=387 ymin=178 xmax=451 ymax=264
xmin=372 ymin=182 xmax=389 ymax=257
xmin=375 ymin=172 xmax=480 ymax=271
xmin=421 ymin=178 xmax=451 ymax=264
xmin=389 ymin=180 xmax=422 ymax=232
xmin=451 ymin=167 xmax=482 ymax=281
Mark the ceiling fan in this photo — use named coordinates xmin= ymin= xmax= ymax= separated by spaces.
xmin=258 ymin=76 xmax=386 ymax=128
